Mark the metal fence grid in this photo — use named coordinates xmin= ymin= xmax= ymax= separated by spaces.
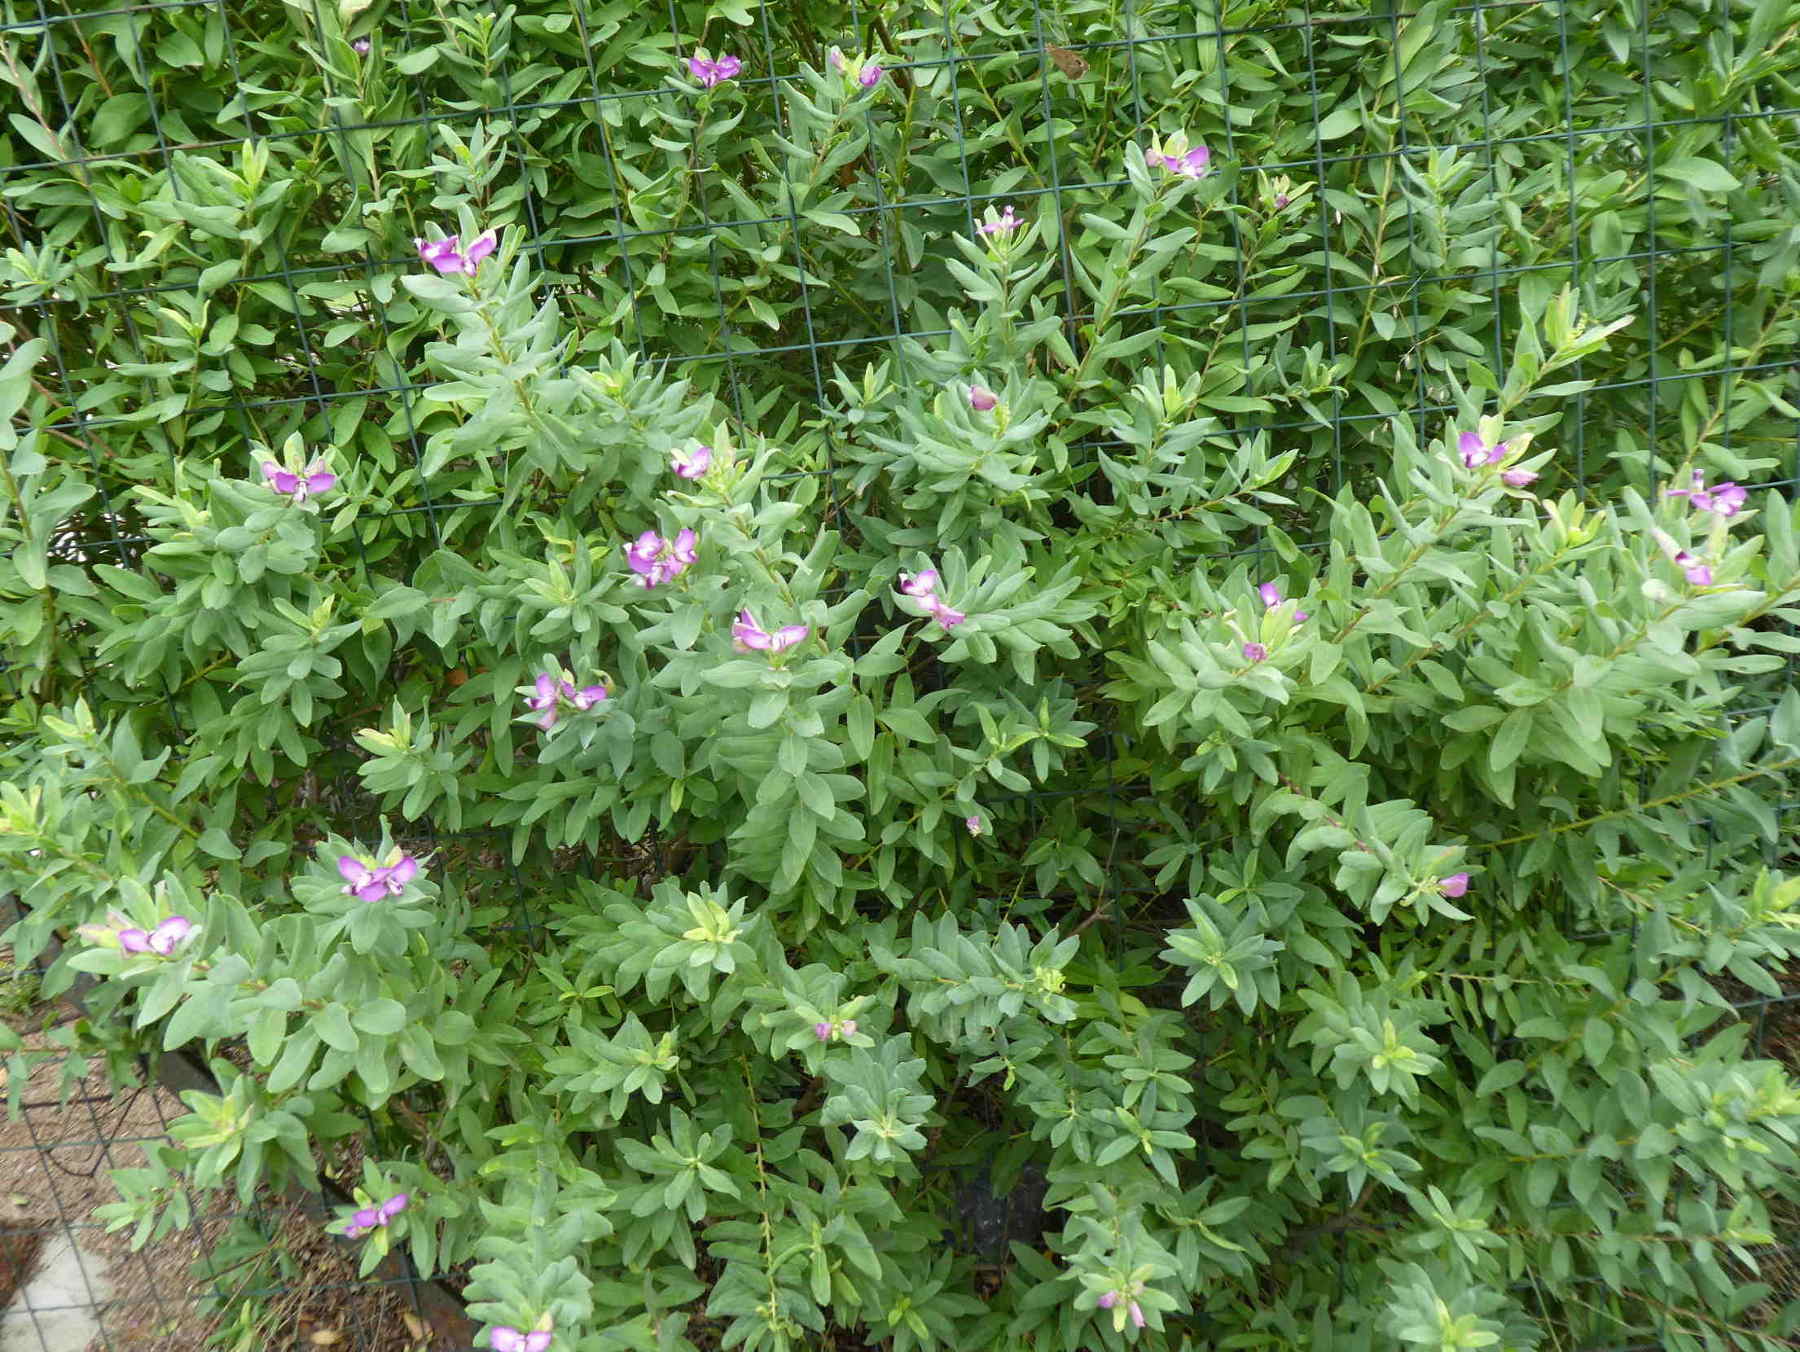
xmin=2 ymin=0 xmax=1798 ymax=1346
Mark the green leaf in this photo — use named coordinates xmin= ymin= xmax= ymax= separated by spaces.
xmin=197 ymin=827 xmax=240 ymax=860
xmin=1657 ymin=157 xmax=1740 ymax=192
xmin=351 ymin=999 xmax=408 ymax=1036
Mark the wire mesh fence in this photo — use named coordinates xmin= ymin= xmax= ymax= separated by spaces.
xmin=2 ymin=0 xmax=1799 ymax=1346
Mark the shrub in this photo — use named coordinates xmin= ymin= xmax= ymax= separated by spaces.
xmin=3 ymin=2 xmax=1800 ymax=1349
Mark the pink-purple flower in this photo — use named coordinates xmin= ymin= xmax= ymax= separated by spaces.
xmin=117 ymin=916 xmax=194 ymax=957
xmin=1149 ymin=142 xmax=1211 ymax=177
xmin=977 ymin=204 xmax=1021 ymax=237
xmin=671 ymin=444 xmax=713 ymax=479
xmin=688 ymin=52 xmax=741 ymax=87
xmin=1439 ymin=872 xmax=1470 ymax=898
xmin=1257 ymin=580 xmax=1308 ymax=623
xmin=1099 ymin=1292 xmax=1119 ymax=1310
xmin=732 ymin=610 xmax=809 ymax=655
xmin=968 ymin=384 xmax=998 ymax=412
xmin=1666 ymin=469 xmax=1746 ymax=518
xmin=624 ymin=528 xmax=697 ymax=588
xmin=1500 ymin=468 xmax=1538 ymax=488
xmin=338 ymin=853 xmax=420 ymax=903
xmin=1651 ymin=529 xmax=1714 ymax=586
xmin=351 ymin=37 xmax=371 ymax=54
xmin=858 ymin=63 xmax=883 ymax=87
xmin=1130 ymin=1301 xmax=1145 ymax=1329
xmin=490 ymin=1327 xmax=552 ymax=1352
xmin=1673 ymin=551 xmax=1713 ymax=585
xmin=415 ymin=230 xmax=497 ymax=276
xmin=525 ymin=671 xmax=608 ymax=730
xmin=896 ymin=568 xmax=965 ymax=630
xmin=1243 ymin=642 xmax=1268 ymax=663
xmin=343 ymin=1192 xmax=409 ymax=1238
xmin=261 ymin=460 xmax=336 ymax=503
xmin=966 ymin=815 xmax=983 ymax=837
xmin=814 ymin=1017 xmax=856 ymax=1042
xmin=1458 ymin=431 xmax=1507 ymax=469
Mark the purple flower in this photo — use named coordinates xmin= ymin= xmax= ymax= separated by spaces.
xmin=1500 ymin=468 xmax=1538 ymax=488
xmin=966 ymin=816 xmax=983 ymax=837
xmin=377 ymin=1193 xmax=409 ymax=1224
xmin=732 ymin=610 xmax=809 ymax=655
xmin=351 ymin=38 xmax=371 ymax=54
xmin=827 ymin=47 xmax=845 ymax=72
xmin=527 ymin=673 xmax=560 ymax=729
xmin=858 ymin=63 xmax=883 ymax=87
xmin=339 ymin=854 xmax=418 ymax=903
xmin=927 ymin=599 xmax=966 ymax=630
xmin=624 ymin=529 xmax=698 ymax=588
xmin=814 ymin=1021 xmax=832 ymax=1042
xmin=379 ymin=856 xmax=418 ymax=896
xmin=352 ymin=1207 xmax=379 ymax=1232
xmin=968 ymin=384 xmax=998 ymax=412
xmin=145 ymin=916 xmax=193 ymax=956
xmin=1150 ymin=143 xmax=1211 ymax=177
xmin=490 ymin=1329 xmax=552 ymax=1352
xmin=1256 ymin=580 xmax=1307 ymax=621
xmin=117 ymin=929 xmax=151 ymax=953
xmin=840 ymin=1019 xmax=857 ymax=1038
xmin=1439 ymin=872 xmax=1470 ymax=898
xmin=688 ymin=52 xmax=741 ymax=88
xmin=261 ymin=460 xmax=336 ymax=503
xmin=1675 ymin=552 xmax=1713 ymax=586
xmin=977 ymin=204 xmax=1021 ymax=237
xmin=1098 ymin=1291 xmax=1119 ymax=1310
xmin=1243 ymin=642 xmax=1268 ymax=663
xmin=1667 ymin=469 xmax=1746 ymax=518
xmin=671 ymin=444 xmax=713 ymax=479
xmin=1274 ymin=193 xmax=1290 ymax=208
xmin=414 ymin=230 xmax=497 ymax=276
xmin=1458 ymin=430 xmax=1507 ymax=469
xmin=899 ymin=570 xmax=939 ymax=598
xmin=339 ymin=856 xmax=385 ymax=902
xmin=568 ymin=683 xmax=607 ymax=711
xmin=1129 ymin=1300 xmax=1145 ymax=1329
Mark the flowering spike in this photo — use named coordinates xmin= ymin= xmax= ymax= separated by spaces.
xmin=977 ymin=204 xmax=1021 ymax=237
xmin=624 ymin=529 xmax=698 ymax=588
xmin=688 ymin=52 xmax=741 ymax=88
xmin=415 ymin=229 xmax=498 ymax=276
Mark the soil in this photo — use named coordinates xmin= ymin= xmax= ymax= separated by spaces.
xmin=0 ymin=1023 xmax=426 ymax=1352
